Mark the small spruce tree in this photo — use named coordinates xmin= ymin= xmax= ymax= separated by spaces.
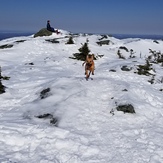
xmin=78 ymin=43 xmax=90 ymax=57
xmin=66 ymin=36 xmax=74 ymax=44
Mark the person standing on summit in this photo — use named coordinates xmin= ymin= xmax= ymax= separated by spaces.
xmin=46 ymin=20 xmax=60 ymax=34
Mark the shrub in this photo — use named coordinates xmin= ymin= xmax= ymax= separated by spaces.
xmin=69 ymin=42 xmax=91 ymax=61
xmin=117 ymin=50 xmax=125 ymax=59
xmin=70 ymin=53 xmax=86 ymax=61
xmin=129 ymin=49 xmax=136 ymax=58
xmin=78 ymin=43 xmax=90 ymax=57
xmin=66 ymin=36 xmax=74 ymax=44
xmin=148 ymin=49 xmax=163 ymax=64
xmin=136 ymin=60 xmax=153 ymax=76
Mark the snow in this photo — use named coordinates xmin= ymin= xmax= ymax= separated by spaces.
xmin=0 ymin=30 xmax=163 ymax=163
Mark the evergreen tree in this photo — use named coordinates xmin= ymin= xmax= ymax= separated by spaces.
xmin=78 ymin=43 xmax=90 ymax=57
xmin=66 ymin=36 xmax=74 ymax=44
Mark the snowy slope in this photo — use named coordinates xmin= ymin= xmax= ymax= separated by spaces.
xmin=0 ymin=30 xmax=163 ymax=163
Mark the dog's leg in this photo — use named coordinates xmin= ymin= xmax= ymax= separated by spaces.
xmin=92 ymin=69 xmax=94 ymax=75
xmin=85 ymin=69 xmax=89 ymax=78
xmin=87 ymin=71 xmax=91 ymax=79
xmin=85 ymin=65 xmax=87 ymax=75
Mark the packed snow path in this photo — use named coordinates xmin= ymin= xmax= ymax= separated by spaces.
xmin=0 ymin=32 xmax=163 ymax=163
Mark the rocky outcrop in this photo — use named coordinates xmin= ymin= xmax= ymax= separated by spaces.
xmin=0 ymin=67 xmax=5 ymax=94
xmin=34 ymin=28 xmax=52 ymax=38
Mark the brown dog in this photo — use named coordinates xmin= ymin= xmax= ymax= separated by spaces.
xmin=82 ymin=54 xmax=95 ymax=79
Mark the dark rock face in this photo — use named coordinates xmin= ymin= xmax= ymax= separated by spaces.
xmin=35 ymin=113 xmax=58 ymax=126
xmin=0 ymin=67 xmax=5 ymax=94
xmin=40 ymin=88 xmax=51 ymax=99
xmin=34 ymin=28 xmax=52 ymax=38
xmin=0 ymin=44 xmax=13 ymax=49
xmin=116 ymin=104 xmax=136 ymax=114
xmin=0 ymin=81 xmax=5 ymax=94
xmin=121 ymin=65 xmax=132 ymax=71
xmin=96 ymin=40 xmax=111 ymax=46
xmin=45 ymin=39 xmax=59 ymax=43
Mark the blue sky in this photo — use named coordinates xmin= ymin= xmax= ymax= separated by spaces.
xmin=0 ymin=0 xmax=163 ymax=35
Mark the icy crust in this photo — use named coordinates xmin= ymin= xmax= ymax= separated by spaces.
xmin=0 ymin=30 xmax=163 ymax=163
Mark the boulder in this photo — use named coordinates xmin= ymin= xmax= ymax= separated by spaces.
xmin=116 ymin=104 xmax=135 ymax=114
xmin=96 ymin=40 xmax=111 ymax=46
xmin=34 ymin=28 xmax=52 ymax=38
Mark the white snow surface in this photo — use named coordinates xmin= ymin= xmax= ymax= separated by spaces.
xmin=0 ymin=30 xmax=163 ymax=163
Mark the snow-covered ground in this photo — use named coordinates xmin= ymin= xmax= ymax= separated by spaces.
xmin=0 ymin=30 xmax=163 ymax=163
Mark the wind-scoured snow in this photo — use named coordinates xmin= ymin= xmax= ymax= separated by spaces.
xmin=0 ymin=30 xmax=163 ymax=163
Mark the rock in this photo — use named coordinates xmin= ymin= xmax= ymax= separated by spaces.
xmin=34 ymin=28 xmax=53 ymax=38
xmin=96 ymin=40 xmax=111 ymax=46
xmin=40 ymin=88 xmax=51 ymax=99
xmin=50 ymin=118 xmax=58 ymax=125
xmin=116 ymin=104 xmax=135 ymax=114
xmin=0 ymin=81 xmax=5 ymax=94
xmin=36 ymin=113 xmax=53 ymax=119
xmin=109 ymin=69 xmax=116 ymax=72
xmin=0 ymin=67 xmax=6 ymax=94
xmin=0 ymin=44 xmax=13 ymax=49
xmin=35 ymin=113 xmax=58 ymax=126
xmin=121 ymin=65 xmax=132 ymax=71
xmin=45 ymin=39 xmax=59 ymax=43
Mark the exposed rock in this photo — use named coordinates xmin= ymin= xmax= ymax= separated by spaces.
xmin=50 ymin=118 xmax=58 ymax=125
xmin=0 ymin=44 xmax=13 ymax=49
xmin=119 ymin=46 xmax=129 ymax=52
xmin=40 ymin=88 xmax=51 ymax=99
xmin=121 ymin=65 xmax=132 ymax=71
xmin=15 ymin=40 xmax=26 ymax=43
xmin=25 ymin=62 xmax=34 ymax=65
xmin=0 ymin=67 xmax=5 ymax=94
xmin=97 ymin=40 xmax=111 ymax=46
xmin=109 ymin=69 xmax=116 ymax=72
xmin=34 ymin=28 xmax=52 ymax=38
xmin=45 ymin=39 xmax=59 ymax=43
xmin=36 ymin=113 xmax=53 ymax=119
xmin=35 ymin=113 xmax=58 ymax=126
xmin=0 ymin=81 xmax=5 ymax=94
xmin=116 ymin=104 xmax=135 ymax=114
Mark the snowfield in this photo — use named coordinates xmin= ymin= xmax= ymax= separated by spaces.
xmin=0 ymin=30 xmax=163 ymax=163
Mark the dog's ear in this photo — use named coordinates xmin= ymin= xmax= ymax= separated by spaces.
xmin=91 ymin=54 xmax=95 ymax=60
